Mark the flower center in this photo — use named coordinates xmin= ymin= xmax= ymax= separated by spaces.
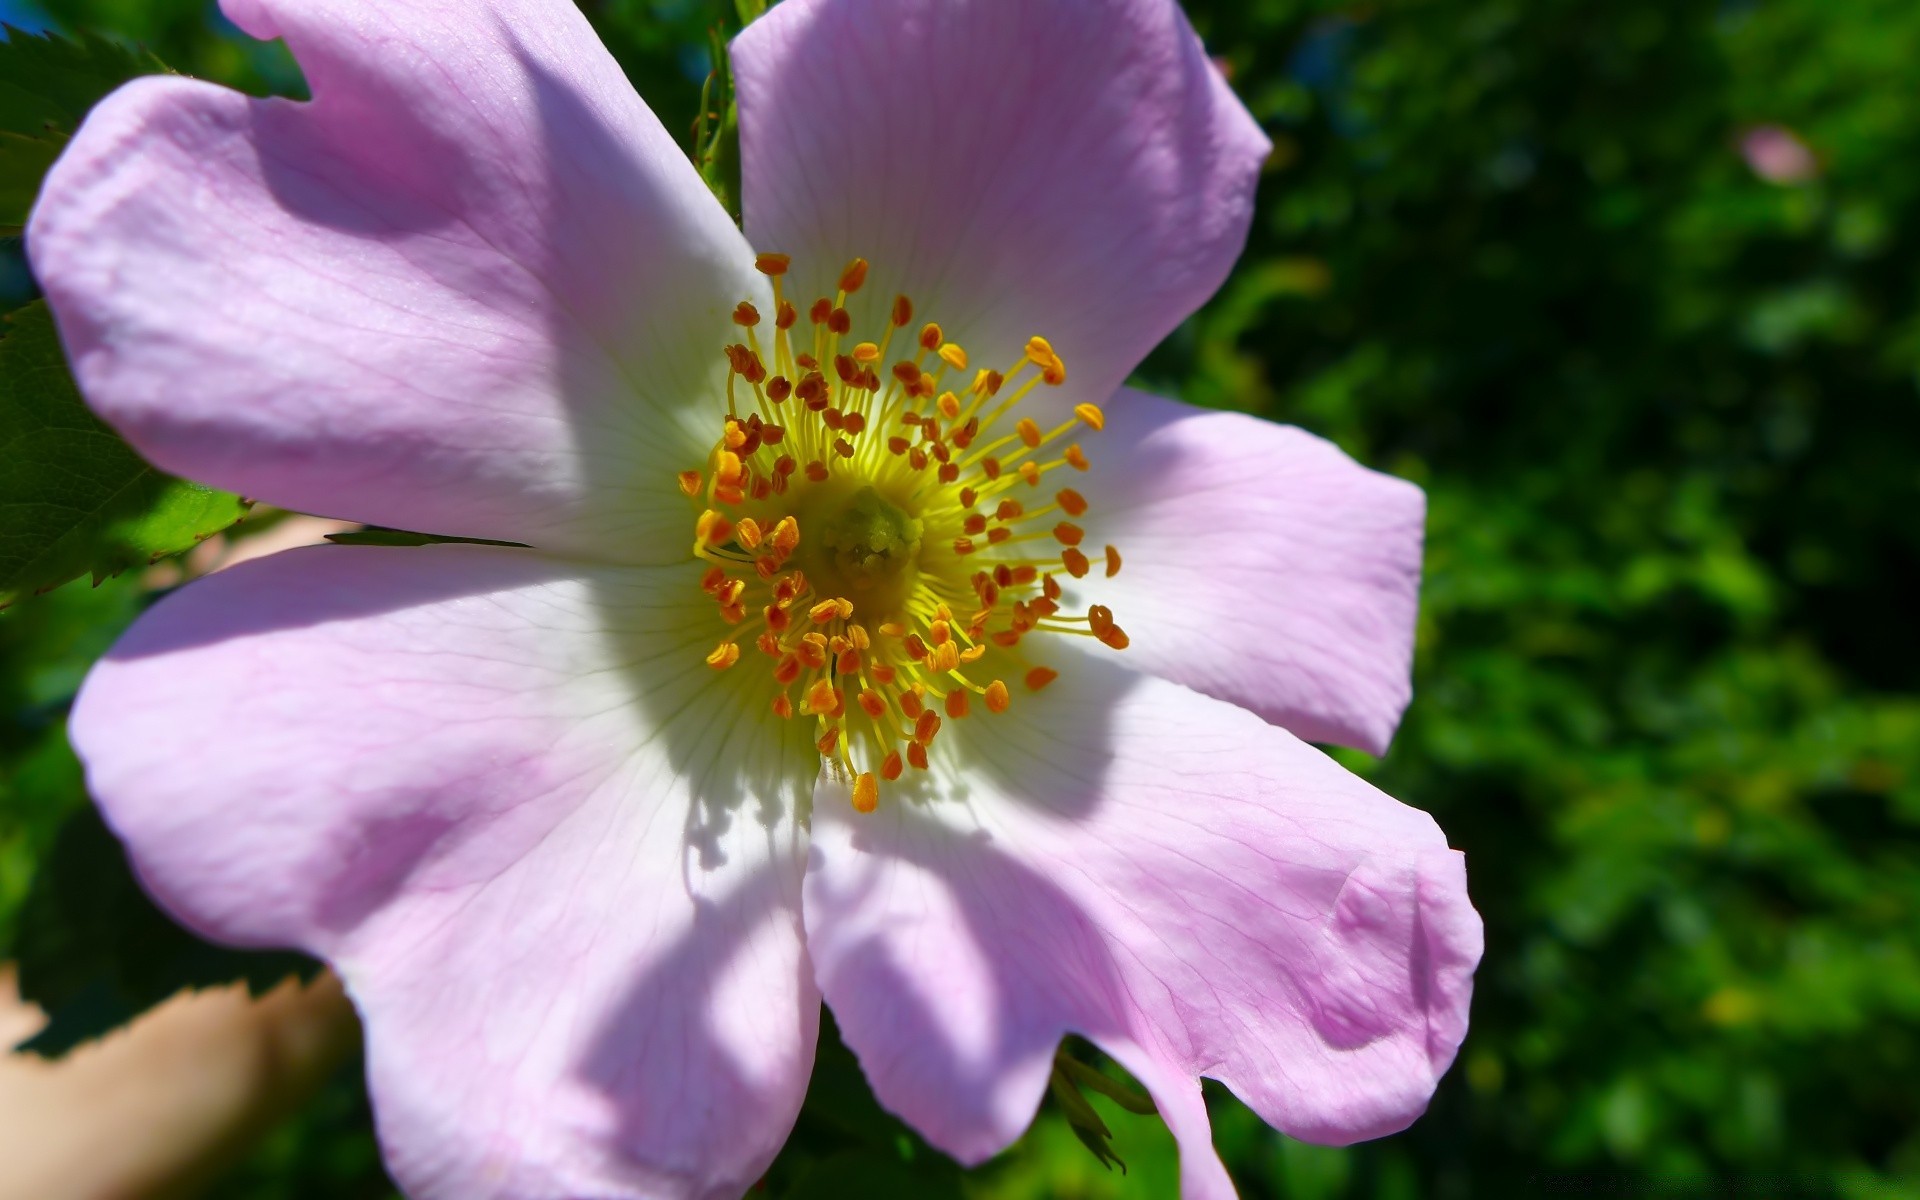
xmin=683 ymin=253 xmax=1130 ymax=814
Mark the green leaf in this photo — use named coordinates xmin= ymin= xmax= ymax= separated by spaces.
xmin=0 ymin=301 xmax=252 ymax=608
xmin=691 ymin=23 xmax=740 ymax=221
xmin=0 ymin=24 xmax=157 ymax=138
xmin=781 ymin=1149 xmax=965 ymax=1200
xmin=0 ymin=24 xmax=165 ymax=231
xmin=0 ymin=128 xmax=62 ymax=230
xmin=8 ymin=804 xmax=321 ymax=1058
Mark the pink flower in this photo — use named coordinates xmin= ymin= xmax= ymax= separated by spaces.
xmin=1741 ymin=124 xmax=1819 ymax=184
xmin=28 ymin=0 xmax=1482 ymax=1196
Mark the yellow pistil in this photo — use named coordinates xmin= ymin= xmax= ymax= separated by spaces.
xmin=682 ymin=254 xmax=1130 ymax=813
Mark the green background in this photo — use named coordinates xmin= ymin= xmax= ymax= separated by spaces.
xmin=2 ymin=0 xmax=1917 ymax=1196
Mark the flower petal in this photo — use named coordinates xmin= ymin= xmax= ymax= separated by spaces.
xmin=804 ymin=647 xmax=1479 ymax=1194
xmin=29 ymin=0 xmax=758 ymax=561
xmin=734 ymin=0 xmax=1269 ymax=409
xmin=1079 ymin=389 xmax=1425 ymax=754
xmin=71 ymin=545 xmax=820 ymax=1199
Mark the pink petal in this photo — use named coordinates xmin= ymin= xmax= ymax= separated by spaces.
xmin=29 ymin=0 xmax=758 ymax=560
xmin=804 ymin=647 xmax=1479 ymax=1195
xmin=1081 ymin=389 xmax=1425 ymax=754
xmin=71 ymin=545 xmax=819 ymax=1199
xmin=733 ymin=0 xmax=1270 ymax=411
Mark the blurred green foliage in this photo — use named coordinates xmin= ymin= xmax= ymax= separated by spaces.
xmin=1 ymin=0 xmax=1917 ymax=1197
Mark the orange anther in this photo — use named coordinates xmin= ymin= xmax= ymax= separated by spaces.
xmin=678 ymin=470 xmax=702 ymax=497
xmin=736 ymin=517 xmax=764 ymax=550
xmin=772 ymin=516 xmax=801 ymax=555
xmin=776 ymin=301 xmax=798 ymax=329
xmin=952 ymin=537 xmax=976 ymax=556
xmin=907 ymin=742 xmax=929 ymax=771
xmin=834 ymin=437 xmax=855 ymax=459
xmin=848 ymin=624 xmax=872 ymax=650
xmin=818 ymin=727 xmax=839 ymax=755
xmin=772 ymin=694 xmax=793 ymax=719
xmin=837 ymin=649 xmax=862 ymax=674
xmin=963 ymin=514 xmax=988 ymax=536
xmin=829 ymin=307 xmax=852 ymax=335
xmin=696 ymin=510 xmax=733 ymax=545
xmin=1025 ymin=667 xmax=1059 ymax=691
xmin=930 ymin=642 xmax=960 ymax=673
xmin=960 ymin=645 xmax=986 ymax=664
xmin=1054 ymin=522 xmax=1085 ymax=547
xmin=1104 ymin=545 xmax=1122 ymax=577
xmin=1043 ymin=573 xmax=1062 ymax=600
xmin=809 ymin=297 xmax=832 ymax=324
xmin=852 ymin=771 xmax=879 ymax=813
xmin=853 ymin=341 xmax=881 ymax=363
xmin=937 ymin=392 xmax=961 ymax=419
xmin=806 ymin=460 xmax=830 ymax=482
xmin=900 ymin=691 xmax=924 ymax=719
xmin=1025 ymin=335 xmax=1056 ymax=366
xmin=1056 ymin=488 xmax=1087 ymax=517
xmin=1073 ymin=403 xmax=1105 ymax=431
xmin=838 ymin=258 xmax=869 ymax=294
xmin=705 ymin=642 xmax=740 ymax=670
xmin=984 ymin=680 xmax=1011 ymax=713
xmin=803 ymin=679 xmax=840 ymax=716
xmin=879 ymin=622 xmax=906 ymax=637
xmin=930 ymin=619 xmax=952 ymax=646
xmin=959 ymin=487 xmax=979 ymax=508
xmin=755 ymin=252 xmax=791 ymax=276
xmin=1017 ymin=418 xmax=1042 ymax=447
xmin=808 ymin=598 xmax=846 ymax=625
xmin=945 ymin=689 xmax=970 ymax=719
xmin=1062 ymin=547 xmax=1091 ymax=578
xmin=982 ymin=458 xmax=1002 ymax=480
xmin=766 ymin=376 xmax=793 ymax=403
xmin=1064 ymin=444 xmax=1090 ymax=471
xmin=913 ymin=710 xmax=941 ymax=745
xmin=1018 ymin=461 xmax=1042 ymax=486
xmin=775 ymin=654 xmax=802 ymax=685
xmin=765 ymin=605 xmax=790 ymax=634
xmin=700 ymin=565 xmax=726 ymax=594
xmin=891 ymin=295 xmax=914 ymax=327
xmin=881 ymin=751 xmax=904 ymax=781
xmin=919 ymin=323 xmax=942 ymax=351
xmin=859 ymin=689 xmax=888 ymax=719
xmin=871 ymin=664 xmax=897 ymax=685
xmin=903 ymin=634 xmax=928 ymax=660
xmin=938 ymin=343 xmax=968 ymax=371
xmin=732 ymin=301 xmax=761 ymax=327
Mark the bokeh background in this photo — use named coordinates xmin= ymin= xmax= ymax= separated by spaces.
xmin=2 ymin=0 xmax=1917 ymax=1197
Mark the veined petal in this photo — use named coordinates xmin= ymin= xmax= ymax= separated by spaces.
xmin=734 ymin=0 xmax=1270 ymax=412
xmin=29 ymin=0 xmax=760 ymax=562
xmin=71 ymin=545 xmax=819 ymax=1200
xmin=804 ymin=647 xmax=1479 ymax=1195
xmin=1079 ymin=388 xmax=1426 ymax=754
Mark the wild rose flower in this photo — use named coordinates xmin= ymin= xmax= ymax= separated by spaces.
xmin=1740 ymin=124 xmax=1819 ymax=185
xmin=29 ymin=0 xmax=1482 ymax=1196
